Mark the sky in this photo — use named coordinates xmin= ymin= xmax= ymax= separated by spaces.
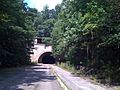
xmin=24 ymin=0 xmax=62 ymax=12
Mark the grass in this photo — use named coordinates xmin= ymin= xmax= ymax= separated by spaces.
xmin=56 ymin=62 xmax=120 ymax=90
xmin=57 ymin=62 xmax=76 ymax=73
xmin=118 ymin=87 xmax=120 ymax=90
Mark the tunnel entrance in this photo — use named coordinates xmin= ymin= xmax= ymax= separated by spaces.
xmin=38 ymin=52 xmax=56 ymax=64
xmin=42 ymin=55 xmax=55 ymax=64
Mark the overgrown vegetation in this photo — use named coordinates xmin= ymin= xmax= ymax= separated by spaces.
xmin=34 ymin=4 xmax=61 ymax=44
xmin=51 ymin=0 xmax=120 ymax=85
xmin=0 ymin=0 xmax=120 ymax=86
xmin=0 ymin=0 xmax=37 ymax=67
xmin=0 ymin=0 xmax=60 ymax=67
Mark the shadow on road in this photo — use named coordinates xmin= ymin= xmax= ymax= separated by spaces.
xmin=0 ymin=64 xmax=56 ymax=90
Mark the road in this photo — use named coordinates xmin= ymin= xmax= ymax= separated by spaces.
xmin=0 ymin=64 xmax=62 ymax=90
xmin=52 ymin=65 xmax=107 ymax=90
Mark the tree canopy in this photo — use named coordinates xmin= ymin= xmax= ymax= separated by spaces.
xmin=51 ymin=0 xmax=120 ymax=84
xmin=0 ymin=0 xmax=37 ymax=66
xmin=0 ymin=0 xmax=120 ymax=85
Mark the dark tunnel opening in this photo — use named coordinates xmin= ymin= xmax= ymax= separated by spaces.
xmin=38 ymin=52 xmax=56 ymax=64
xmin=42 ymin=55 xmax=55 ymax=64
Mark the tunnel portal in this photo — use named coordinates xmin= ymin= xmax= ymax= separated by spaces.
xmin=38 ymin=52 xmax=55 ymax=64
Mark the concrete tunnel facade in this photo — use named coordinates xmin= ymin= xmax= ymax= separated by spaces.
xmin=30 ymin=44 xmax=55 ymax=64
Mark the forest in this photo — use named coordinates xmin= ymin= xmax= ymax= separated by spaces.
xmin=0 ymin=0 xmax=120 ymax=85
xmin=51 ymin=0 xmax=120 ymax=85
xmin=0 ymin=0 xmax=38 ymax=66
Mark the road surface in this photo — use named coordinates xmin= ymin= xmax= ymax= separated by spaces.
xmin=0 ymin=64 xmax=62 ymax=90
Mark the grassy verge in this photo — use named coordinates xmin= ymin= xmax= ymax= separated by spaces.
xmin=56 ymin=62 xmax=120 ymax=90
xmin=57 ymin=62 xmax=76 ymax=73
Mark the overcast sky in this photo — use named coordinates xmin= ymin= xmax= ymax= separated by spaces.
xmin=24 ymin=0 xmax=62 ymax=11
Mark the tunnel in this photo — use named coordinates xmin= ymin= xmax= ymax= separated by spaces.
xmin=38 ymin=52 xmax=56 ymax=64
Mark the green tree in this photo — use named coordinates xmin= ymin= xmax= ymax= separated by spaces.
xmin=34 ymin=5 xmax=60 ymax=44
xmin=0 ymin=0 xmax=36 ymax=66
xmin=52 ymin=0 xmax=120 ymax=84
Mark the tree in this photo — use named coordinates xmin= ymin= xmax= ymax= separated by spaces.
xmin=0 ymin=0 xmax=36 ymax=66
xmin=51 ymin=0 xmax=120 ymax=84
xmin=34 ymin=5 xmax=59 ymax=41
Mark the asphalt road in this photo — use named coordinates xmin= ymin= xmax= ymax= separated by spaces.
xmin=0 ymin=64 xmax=62 ymax=90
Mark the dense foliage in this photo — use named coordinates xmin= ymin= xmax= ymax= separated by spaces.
xmin=0 ymin=0 xmax=37 ymax=66
xmin=52 ymin=0 xmax=120 ymax=84
xmin=34 ymin=5 xmax=53 ymax=37
xmin=1 ymin=0 xmax=119 ymax=85
xmin=34 ymin=5 xmax=61 ymax=44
